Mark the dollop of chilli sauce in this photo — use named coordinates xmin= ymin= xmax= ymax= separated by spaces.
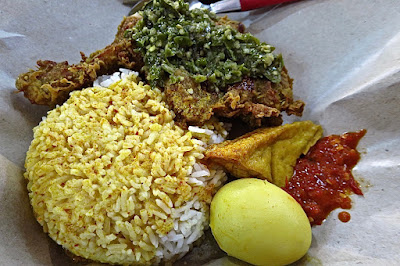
xmin=283 ymin=130 xmax=366 ymax=226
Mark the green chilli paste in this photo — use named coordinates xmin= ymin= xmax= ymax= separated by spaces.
xmin=125 ymin=0 xmax=283 ymax=91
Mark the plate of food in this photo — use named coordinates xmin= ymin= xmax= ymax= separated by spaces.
xmin=0 ymin=0 xmax=399 ymax=265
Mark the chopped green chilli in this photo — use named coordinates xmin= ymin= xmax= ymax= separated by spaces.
xmin=125 ymin=0 xmax=283 ymax=90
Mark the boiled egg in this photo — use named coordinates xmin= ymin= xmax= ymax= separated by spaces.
xmin=210 ymin=178 xmax=311 ymax=266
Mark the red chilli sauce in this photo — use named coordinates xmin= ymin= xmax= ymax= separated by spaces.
xmin=283 ymin=130 xmax=366 ymax=226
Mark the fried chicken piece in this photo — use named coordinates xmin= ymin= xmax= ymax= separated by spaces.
xmin=165 ymin=67 xmax=304 ymax=127
xmin=15 ymin=15 xmax=143 ymax=106
xmin=162 ymin=15 xmax=304 ymax=127
xmin=16 ymin=12 xmax=304 ymax=127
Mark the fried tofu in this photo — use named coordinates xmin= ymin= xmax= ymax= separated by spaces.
xmin=203 ymin=121 xmax=323 ymax=187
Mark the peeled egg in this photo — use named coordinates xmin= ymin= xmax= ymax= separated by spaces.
xmin=210 ymin=178 xmax=311 ymax=266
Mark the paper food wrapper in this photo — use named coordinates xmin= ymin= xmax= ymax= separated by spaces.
xmin=1 ymin=0 xmax=399 ymax=265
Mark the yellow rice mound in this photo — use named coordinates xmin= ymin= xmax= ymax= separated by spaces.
xmin=24 ymin=74 xmax=227 ymax=265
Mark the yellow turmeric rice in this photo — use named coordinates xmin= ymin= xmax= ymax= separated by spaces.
xmin=24 ymin=72 xmax=227 ymax=265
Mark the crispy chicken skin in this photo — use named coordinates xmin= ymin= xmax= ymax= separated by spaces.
xmin=15 ymin=14 xmax=304 ymax=126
